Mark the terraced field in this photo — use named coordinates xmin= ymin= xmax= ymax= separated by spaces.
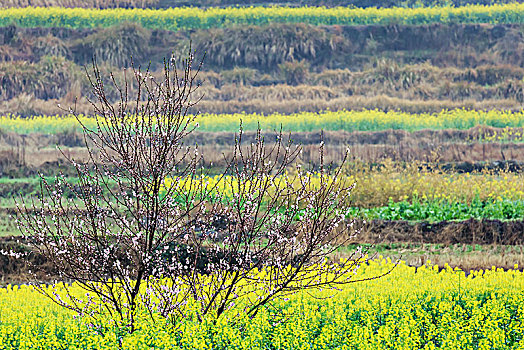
xmin=1 ymin=1 xmax=524 ymax=349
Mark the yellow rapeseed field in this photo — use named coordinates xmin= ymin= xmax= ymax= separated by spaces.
xmin=0 ymin=3 xmax=522 ymax=30
xmin=162 ymin=166 xmax=524 ymax=207
xmin=2 ymin=109 xmax=524 ymax=133
xmin=344 ymin=163 xmax=524 ymax=207
xmin=1 ymin=258 xmax=524 ymax=349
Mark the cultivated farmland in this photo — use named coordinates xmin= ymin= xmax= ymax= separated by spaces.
xmin=0 ymin=2 xmax=524 ymax=349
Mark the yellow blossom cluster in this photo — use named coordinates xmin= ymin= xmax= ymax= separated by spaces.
xmin=1 ymin=258 xmax=524 ymax=349
xmin=161 ymin=172 xmax=341 ymax=200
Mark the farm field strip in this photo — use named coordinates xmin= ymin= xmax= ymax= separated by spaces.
xmin=0 ymin=3 xmax=523 ymax=30
xmin=348 ymin=198 xmax=524 ymax=221
xmin=1 ymin=258 xmax=524 ymax=349
xmin=3 ymin=109 xmax=524 ymax=134
xmin=163 ymin=169 xmax=524 ymax=206
xmin=1 ymin=171 xmax=523 ymax=237
xmin=2 ymin=197 xmax=523 ymax=224
xmin=2 ymin=169 xmax=524 ymax=207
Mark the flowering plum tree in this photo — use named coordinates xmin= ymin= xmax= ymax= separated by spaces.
xmin=15 ymin=51 xmax=390 ymax=333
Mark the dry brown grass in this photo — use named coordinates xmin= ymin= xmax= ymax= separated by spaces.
xmin=0 ymin=22 xmax=523 ymax=114
xmin=331 ymin=242 xmax=524 ymax=273
xmin=1 ymin=21 xmax=523 ymax=91
xmin=194 ymin=95 xmax=522 ymax=115
xmin=3 ymin=94 xmax=520 ymax=117
xmin=3 ymin=126 xmax=524 ymax=165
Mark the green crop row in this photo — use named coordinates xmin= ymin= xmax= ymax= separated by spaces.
xmin=0 ymin=3 xmax=523 ymax=31
xmin=348 ymin=198 xmax=524 ymax=222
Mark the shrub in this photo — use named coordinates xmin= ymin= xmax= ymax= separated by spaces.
xmin=71 ymin=22 xmax=151 ymax=67
xmin=279 ymin=60 xmax=310 ymax=86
